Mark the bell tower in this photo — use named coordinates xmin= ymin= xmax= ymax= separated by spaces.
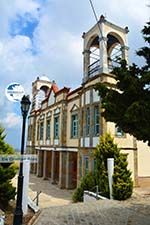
xmin=31 ymin=76 xmax=52 ymax=111
xmin=82 ymin=15 xmax=129 ymax=83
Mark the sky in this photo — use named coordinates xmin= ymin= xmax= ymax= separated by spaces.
xmin=0 ymin=0 xmax=149 ymax=149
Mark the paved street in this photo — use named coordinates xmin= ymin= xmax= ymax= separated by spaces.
xmin=13 ymin=175 xmax=150 ymax=225
xmin=27 ymin=175 xmax=150 ymax=225
xmin=28 ymin=175 xmax=73 ymax=208
xmin=33 ymin=198 xmax=150 ymax=225
xmin=13 ymin=174 xmax=73 ymax=208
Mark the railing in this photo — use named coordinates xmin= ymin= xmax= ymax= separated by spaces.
xmin=84 ymin=190 xmax=108 ymax=202
xmin=0 ymin=216 xmax=5 ymax=225
xmin=32 ymin=191 xmax=42 ymax=206
xmin=28 ymin=191 xmax=41 ymax=213
xmin=88 ymin=60 xmax=100 ymax=77
xmin=108 ymin=57 xmax=122 ymax=72
xmin=0 ymin=210 xmax=5 ymax=225
xmin=83 ymin=185 xmax=108 ymax=202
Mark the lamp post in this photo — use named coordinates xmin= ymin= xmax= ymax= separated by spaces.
xmin=13 ymin=95 xmax=31 ymax=225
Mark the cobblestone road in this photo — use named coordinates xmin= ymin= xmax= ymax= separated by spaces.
xmin=33 ymin=196 xmax=150 ymax=225
xmin=20 ymin=175 xmax=150 ymax=225
xmin=13 ymin=174 xmax=73 ymax=208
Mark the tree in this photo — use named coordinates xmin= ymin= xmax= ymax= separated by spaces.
xmin=72 ymin=172 xmax=96 ymax=202
xmin=94 ymin=133 xmax=133 ymax=200
xmin=95 ymin=22 xmax=150 ymax=145
xmin=0 ymin=126 xmax=16 ymax=209
xmin=72 ymin=133 xmax=133 ymax=202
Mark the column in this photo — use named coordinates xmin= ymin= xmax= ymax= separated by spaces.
xmin=37 ymin=151 xmax=43 ymax=177
xmin=121 ymin=46 xmax=129 ymax=64
xmin=33 ymin=162 xmax=37 ymax=175
xmin=59 ymin=151 xmax=67 ymax=188
xmin=33 ymin=152 xmax=37 ymax=175
xmin=83 ymin=49 xmax=90 ymax=82
xmin=46 ymin=151 xmax=52 ymax=178
xmin=76 ymin=152 xmax=81 ymax=187
xmin=66 ymin=152 xmax=77 ymax=189
xmin=99 ymin=36 xmax=108 ymax=74
xmin=43 ymin=151 xmax=47 ymax=180
xmin=36 ymin=150 xmax=40 ymax=177
xmin=66 ymin=152 xmax=70 ymax=189
xmin=51 ymin=150 xmax=56 ymax=184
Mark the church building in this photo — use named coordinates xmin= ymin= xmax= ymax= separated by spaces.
xmin=27 ymin=16 xmax=150 ymax=189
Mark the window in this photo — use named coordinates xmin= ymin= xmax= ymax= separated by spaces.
xmin=71 ymin=114 xmax=78 ymax=138
xmin=54 ymin=115 xmax=59 ymax=139
xmin=86 ymin=107 xmax=90 ymax=136
xmin=94 ymin=105 xmax=100 ymax=136
xmin=46 ymin=119 xmax=51 ymax=140
xmin=84 ymin=156 xmax=89 ymax=175
xmin=40 ymin=122 xmax=44 ymax=140
xmin=115 ymin=126 xmax=124 ymax=137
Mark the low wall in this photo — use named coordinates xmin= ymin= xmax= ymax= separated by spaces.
xmin=0 ymin=209 xmax=5 ymax=225
xmin=83 ymin=191 xmax=107 ymax=202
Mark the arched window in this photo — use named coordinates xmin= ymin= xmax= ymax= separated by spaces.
xmin=107 ymin=33 xmax=124 ymax=70
xmin=87 ymin=35 xmax=100 ymax=77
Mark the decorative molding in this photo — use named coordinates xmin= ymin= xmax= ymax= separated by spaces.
xmin=70 ymin=104 xmax=79 ymax=112
xmin=54 ymin=107 xmax=60 ymax=114
xmin=46 ymin=111 xmax=52 ymax=117
xmin=39 ymin=114 xmax=45 ymax=120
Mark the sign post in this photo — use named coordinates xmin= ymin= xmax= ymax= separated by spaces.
xmin=22 ymin=160 xmax=30 ymax=215
xmin=107 ymin=158 xmax=114 ymax=199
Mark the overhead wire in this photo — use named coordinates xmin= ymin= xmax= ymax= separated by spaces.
xmin=88 ymin=0 xmax=124 ymax=68
xmin=88 ymin=0 xmax=106 ymax=47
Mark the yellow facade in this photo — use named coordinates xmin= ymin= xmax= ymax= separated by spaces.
xmin=27 ymin=15 xmax=150 ymax=189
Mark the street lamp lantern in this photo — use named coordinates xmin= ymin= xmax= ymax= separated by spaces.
xmin=13 ymin=95 xmax=31 ymax=225
xmin=21 ymin=95 xmax=31 ymax=116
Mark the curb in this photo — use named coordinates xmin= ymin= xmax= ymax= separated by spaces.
xmin=28 ymin=210 xmax=41 ymax=225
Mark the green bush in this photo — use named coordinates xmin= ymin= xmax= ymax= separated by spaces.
xmin=113 ymin=153 xmax=133 ymax=200
xmin=73 ymin=134 xmax=133 ymax=202
xmin=93 ymin=134 xmax=133 ymax=200
xmin=72 ymin=187 xmax=83 ymax=202
xmin=0 ymin=126 xmax=17 ymax=209
xmin=72 ymin=172 xmax=96 ymax=202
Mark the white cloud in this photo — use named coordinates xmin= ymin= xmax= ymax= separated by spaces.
xmin=94 ymin=0 xmax=149 ymax=26
xmin=0 ymin=0 xmax=149 ymax=148
xmin=1 ymin=112 xmax=21 ymax=128
xmin=0 ymin=0 xmax=40 ymax=38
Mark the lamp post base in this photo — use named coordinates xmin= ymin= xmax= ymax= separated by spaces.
xmin=13 ymin=174 xmax=24 ymax=225
xmin=13 ymin=208 xmax=23 ymax=225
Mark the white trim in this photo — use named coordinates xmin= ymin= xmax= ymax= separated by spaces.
xmin=40 ymin=140 xmax=43 ymax=145
xmin=54 ymin=107 xmax=60 ymax=114
xmin=54 ymin=139 xmax=59 ymax=145
xmin=93 ymin=89 xmax=100 ymax=102
xmin=35 ymin=146 xmax=78 ymax=152
xmin=85 ymin=137 xmax=90 ymax=147
xmin=46 ymin=111 xmax=52 ymax=117
xmin=85 ymin=90 xmax=90 ymax=105
xmin=80 ymin=138 xmax=83 ymax=147
xmin=70 ymin=104 xmax=79 ymax=112
xmin=56 ymin=148 xmax=78 ymax=152
xmin=46 ymin=140 xmax=51 ymax=145
xmin=35 ymin=147 xmax=52 ymax=151
xmin=93 ymin=137 xmax=99 ymax=147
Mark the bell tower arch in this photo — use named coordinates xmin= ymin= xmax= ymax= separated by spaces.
xmin=82 ymin=15 xmax=129 ymax=83
xmin=32 ymin=76 xmax=52 ymax=110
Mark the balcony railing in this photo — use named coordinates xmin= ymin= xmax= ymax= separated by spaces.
xmin=88 ymin=60 xmax=100 ymax=77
